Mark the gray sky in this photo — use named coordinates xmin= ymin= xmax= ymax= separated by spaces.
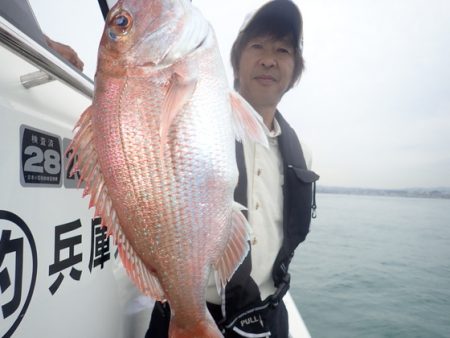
xmin=30 ymin=0 xmax=450 ymax=189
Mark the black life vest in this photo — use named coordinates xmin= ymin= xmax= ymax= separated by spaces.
xmin=212 ymin=112 xmax=319 ymax=335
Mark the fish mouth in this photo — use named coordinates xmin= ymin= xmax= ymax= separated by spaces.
xmin=136 ymin=60 xmax=157 ymax=68
xmin=160 ymin=33 xmax=209 ymax=68
xmin=133 ymin=26 xmax=209 ymax=70
xmin=193 ymin=34 xmax=207 ymax=52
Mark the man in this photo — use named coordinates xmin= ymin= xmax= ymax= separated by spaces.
xmin=146 ymin=1 xmax=318 ymax=337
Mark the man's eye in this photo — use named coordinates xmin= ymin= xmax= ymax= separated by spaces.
xmin=250 ymin=43 xmax=263 ymax=49
xmin=278 ymin=48 xmax=290 ymax=54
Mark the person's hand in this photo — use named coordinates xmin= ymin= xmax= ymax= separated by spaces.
xmin=44 ymin=35 xmax=84 ymax=71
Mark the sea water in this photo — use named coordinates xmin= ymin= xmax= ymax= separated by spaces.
xmin=290 ymin=193 xmax=450 ymax=338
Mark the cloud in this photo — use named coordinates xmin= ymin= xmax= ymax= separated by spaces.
xmin=281 ymin=0 xmax=450 ymax=189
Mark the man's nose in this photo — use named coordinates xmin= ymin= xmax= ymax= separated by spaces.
xmin=259 ymin=51 xmax=277 ymax=68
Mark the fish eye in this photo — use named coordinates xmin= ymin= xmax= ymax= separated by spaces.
xmin=108 ymin=10 xmax=133 ymax=40
xmin=115 ymin=15 xmax=129 ymax=27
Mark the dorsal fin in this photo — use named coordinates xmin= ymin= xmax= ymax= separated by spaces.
xmin=67 ymin=106 xmax=165 ymax=301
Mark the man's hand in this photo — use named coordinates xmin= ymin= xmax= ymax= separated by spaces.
xmin=44 ymin=35 xmax=84 ymax=71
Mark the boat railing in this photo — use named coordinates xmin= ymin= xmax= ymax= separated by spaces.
xmin=0 ymin=15 xmax=93 ymax=99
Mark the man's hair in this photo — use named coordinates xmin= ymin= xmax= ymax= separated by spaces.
xmin=230 ymin=17 xmax=304 ymax=91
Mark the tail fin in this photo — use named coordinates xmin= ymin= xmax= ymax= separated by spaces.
xmin=169 ymin=318 xmax=223 ymax=338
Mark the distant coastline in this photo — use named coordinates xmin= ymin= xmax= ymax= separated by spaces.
xmin=316 ymin=186 xmax=450 ymax=200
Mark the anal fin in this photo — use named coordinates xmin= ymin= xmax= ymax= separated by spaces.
xmin=214 ymin=202 xmax=251 ymax=289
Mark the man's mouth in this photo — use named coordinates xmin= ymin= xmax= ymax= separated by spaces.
xmin=254 ymin=74 xmax=276 ymax=85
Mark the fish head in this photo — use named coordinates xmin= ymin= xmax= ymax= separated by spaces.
xmin=97 ymin=0 xmax=210 ymax=76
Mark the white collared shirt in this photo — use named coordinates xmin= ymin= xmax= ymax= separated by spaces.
xmin=244 ymin=117 xmax=312 ymax=299
xmin=244 ymin=118 xmax=284 ymax=300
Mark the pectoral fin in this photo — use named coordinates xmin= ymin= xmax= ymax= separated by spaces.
xmin=160 ymin=72 xmax=197 ymax=156
xmin=230 ymin=91 xmax=268 ymax=148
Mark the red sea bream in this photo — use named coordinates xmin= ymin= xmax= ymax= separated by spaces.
xmin=67 ymin=0 xmax=267 ymax=337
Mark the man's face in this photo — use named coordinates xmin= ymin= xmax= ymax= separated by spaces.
xmin=238 ymin=35 xmax=295 ymax=111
